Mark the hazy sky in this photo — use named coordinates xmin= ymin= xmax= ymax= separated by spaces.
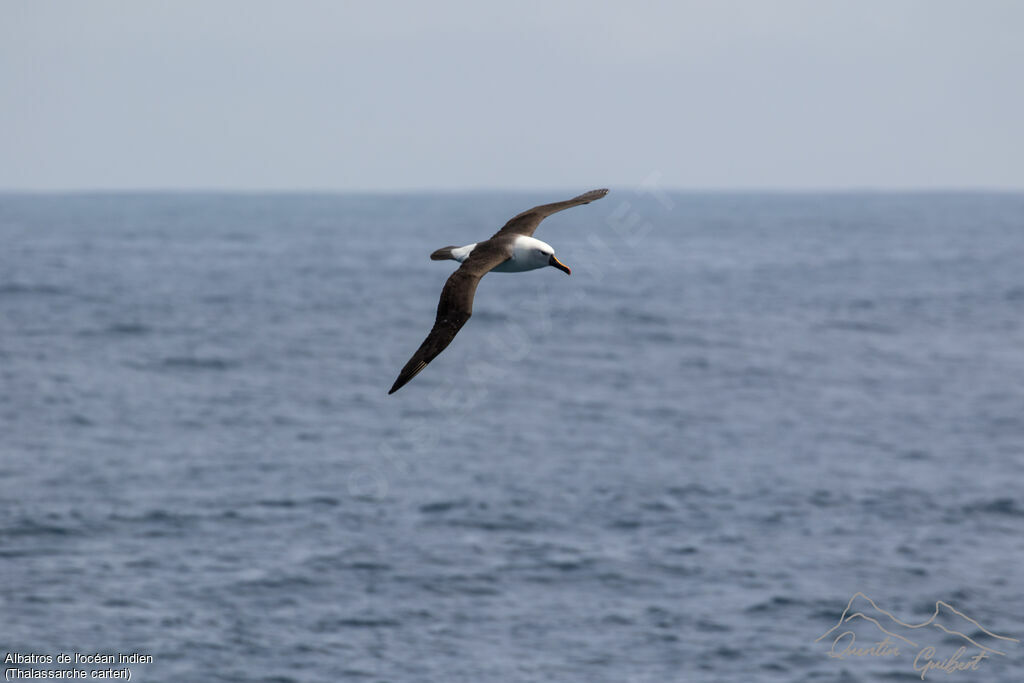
xmin=3 ymin=1 xmax=1023 ymax=191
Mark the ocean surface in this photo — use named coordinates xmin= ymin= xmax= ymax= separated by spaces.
xmin=2 ymin=191 xmax=1023 ymax=682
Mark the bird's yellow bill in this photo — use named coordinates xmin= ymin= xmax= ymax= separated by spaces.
xmin=549 ymin=254 xmax=571 ymax=275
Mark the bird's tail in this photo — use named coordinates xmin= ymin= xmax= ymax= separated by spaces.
xmin=430 ymin=246 xmax=458 ymax=261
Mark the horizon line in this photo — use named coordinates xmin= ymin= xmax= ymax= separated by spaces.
xmin=3 ymin=185 xmax=1024 ymax=196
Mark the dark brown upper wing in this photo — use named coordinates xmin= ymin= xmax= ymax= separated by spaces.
xmin=388 ymin=241 xmax=511 ymax=394
xmin=491 ymin=188 xmax=609 ymax=239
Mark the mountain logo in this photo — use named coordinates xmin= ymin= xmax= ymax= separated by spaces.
xmin=816 ymin=592 xmax=1018 ymax=679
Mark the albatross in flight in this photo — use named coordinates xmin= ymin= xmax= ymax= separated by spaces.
xmin=389 ymin=188 xmax=609 ymax=394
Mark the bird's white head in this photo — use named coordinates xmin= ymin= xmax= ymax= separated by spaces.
xmin=515 ymin=235 xmax=571 ymax=275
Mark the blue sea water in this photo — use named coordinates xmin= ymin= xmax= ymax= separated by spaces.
xmin=1 ymin=191 xmax=1023 ymax=682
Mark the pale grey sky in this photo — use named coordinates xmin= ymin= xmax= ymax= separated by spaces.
xmin=2 ymin=1 xmax=1023 ymax=191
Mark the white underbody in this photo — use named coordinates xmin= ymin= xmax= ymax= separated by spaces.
xmin=451 ymin=235 xmax=554 ymax=272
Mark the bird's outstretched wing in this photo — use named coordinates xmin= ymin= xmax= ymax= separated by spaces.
xmin=491 ymin=188 xmax=609 ymax=239
xmin=389 ymin=242 xmax=511 ymax=394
